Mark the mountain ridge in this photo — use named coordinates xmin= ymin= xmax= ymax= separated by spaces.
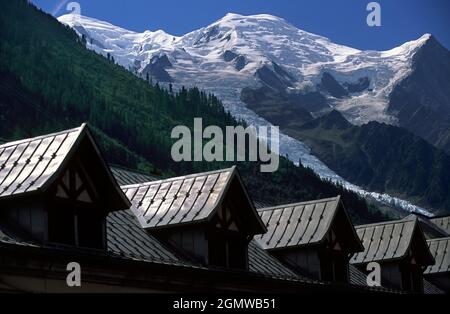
xmin=57 ymin=12 xmax=442 ymax=133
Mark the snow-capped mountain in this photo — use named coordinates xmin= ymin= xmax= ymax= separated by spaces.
xmin=59 ymin=13 xmax=433 ymax=125
xmin=58 ymin=13 xmax=450 ymax=216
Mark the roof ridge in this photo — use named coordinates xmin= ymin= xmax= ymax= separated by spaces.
xmin=257 ymin=196 xmax=340 ymax=212
xmin=110 ymin=164 xmax=160 ymax=178
xmin=120 ymin=166 xmax=236 ymax=189
xmin=355 ymin=216 xmax=417 ymax=229
xmin=427 ymin=236 xmax=450 ymax=242
xmin=430 ymin=215 xmax=450 ymax=220
xmin=0 ymin=124 xmax=85 ymax=149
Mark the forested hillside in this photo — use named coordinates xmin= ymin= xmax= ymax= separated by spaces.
xmin=0 ymin=0 xmax=387 ymax=223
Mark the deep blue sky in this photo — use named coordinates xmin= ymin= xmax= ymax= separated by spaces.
xmin=32 ymin=0 xmax=449 ymax=51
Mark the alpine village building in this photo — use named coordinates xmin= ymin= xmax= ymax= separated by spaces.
xmin=0 ymin=124 xmax=448 ymax=294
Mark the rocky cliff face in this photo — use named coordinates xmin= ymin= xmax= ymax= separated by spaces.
xmin=388 ymin=36 xmax=450 ymax=154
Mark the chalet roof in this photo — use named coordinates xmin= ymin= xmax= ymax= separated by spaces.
xmin=255 ymin=196 xmax=363 ymax=251
xmin=351 ymin=216 xmax=434 ymax=266
xmin=425 ymin=237 xmax=450 ymax=275
xmin=0 ymin=165 xmax=412 ymax=293
xmin=121 ymin=167 xmax=266 ymax=233
xmin=430 ymin=216 xmax=450 ymax=235
xmin=0 ymin=126 xmax=82 ymax=199
xmin=403 ymin=214 xmax=449 ymax=239
xmin=0 ymin=125 xmax=130 ymax=211
xmin=110 ymin=167 xmax=303 ymax=280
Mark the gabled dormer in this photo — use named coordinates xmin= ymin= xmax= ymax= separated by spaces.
xmin=351 ymin=216 xmax=435 ymax=293
xmin=0 ymin=124 xmax=130 ymax=249
xmin=255 ymin=197 xmax=363 ymax=283
xmin=122 ymin=167 xmax=267 ymax=270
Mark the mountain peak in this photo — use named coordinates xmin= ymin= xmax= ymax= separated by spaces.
xmin=322 ymin=110 xmax=352 ymax=129
xmin=413 ymin=33 xmax=434 ymax=47
xmin=416 ymin=33 xmax=448 ymax=52
xmin=58 ymin=13 xmax=136 ymax=35
xmin=300 ymin=110 xmax=352 ymax=131
xmin=211 ymin=12 xmax=290 ymax=29
xmin=382 ymin=33 xmax=435 ymax=58
xmin=221 ymin=12 xmax=286 ymax=22
xmin=420 ymin=33 xmax=433 ymax=41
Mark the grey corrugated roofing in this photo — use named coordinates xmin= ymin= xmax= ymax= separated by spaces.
xmin=0 ymin=125 xmax=130 ymax=210
xmin=423 ymin=279 xmax=445 ymax=294
xmin=351 ymin=216 xmax=434 ymax=265
xmin=253 ymin=200 xmax=273 ymax=209
xmin=349 ymin=264 xmax=368 ymax=287
xmin=107 ymin=210 xmax=192 ymax=266
xmin=122 ymin=167 xmax=232 ymax=229
xmin=248 ymin=241 xmax=303 ymax=280
xmin=425 ymin=237 xmax=450 ymax=275
xmin=255 ymin=196 xmax=361 ymax=251
xmin=110 ymin=166 xmax=160 ymax=186
xmin=121 ymin=167 xmax=266 ymax=232
xmin=0 ymin=126 xmax=83 ymax=198
xmin=430 ymin=216 xmax=450 ymax=235
xmin=351 ymin=218 xmax=416 ymax=264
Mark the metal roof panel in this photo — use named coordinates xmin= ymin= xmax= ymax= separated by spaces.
xmin=110 ymin=166 xmax=160 ymax=186
xmin=425 ymin=237 xmax=450 ymax=274
xmin=122 ymin=168 xmax=238 ymax=229
xmin=0 ymin=127 xmax=82 ymax=198
xmin=256 ymin=197 xmax=341 ymax=250
xmin=351 ymin=217 xmax=432 ymax=265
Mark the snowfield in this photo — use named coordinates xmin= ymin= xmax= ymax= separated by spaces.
xmin=58 ymin=13 xmax=434 ymax=216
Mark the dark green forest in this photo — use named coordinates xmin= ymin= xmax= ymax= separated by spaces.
xmin=0 ymin=0 xmax=388 ymax=223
